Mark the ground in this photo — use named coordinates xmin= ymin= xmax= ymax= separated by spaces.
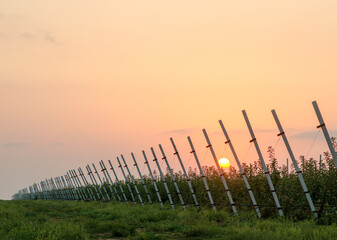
xmin=0 ymin=200 xmax=336 ymax=240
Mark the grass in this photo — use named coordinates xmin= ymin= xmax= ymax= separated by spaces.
xmin=0 ymin=200 xmax=336 ymax=240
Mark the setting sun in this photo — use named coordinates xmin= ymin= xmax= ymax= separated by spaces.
xmin=218 ymin=158 xmax=230 ymax=168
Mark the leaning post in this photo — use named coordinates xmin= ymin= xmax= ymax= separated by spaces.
xmin=142 ymin=150 xmax=163 ymax=206
xmin=312 ymin=101 xmax=337 ymax=167
xmin=219 ymin=120 xmax=261 ymax=218
xmin=78 ymin=168 xmax=96 ymax=201
xmin=70 ymin=170 xmax=87 ymax=200
xmin=92 ymin=163 xmax=111 ymax=201
xmin=99 ymin=161 xmax=118 ymax=200
xmin=271 ymin=109 xmax=318 ymax=219
xmin=242 ymin=110 xmax=284 ymax=217
xmin=131 ymin=152 xmax=152 ymax=204
xmin=187 ymin=136 xmax=216 ymax=210
xmin=108 ymin=160 xmax=128 ymax=202
xmin=61 ymin=176 xmax=73 ymax=200
xmin=65 ymin=174 xmax=78 ymax=200
xmin=121 ymin=154 xmax=144 ymax=205
xmin=86 ymin=165 xmax=106 ymax=201
xmin=66 ymin=173 xmax=79 ymax=200
xmin=170 ymin=138 xmax=199 ymax=208
xmin=151 ymin=147 xmax=175 ymax=209
xmin=100 ymin=160 xmax=121 ymax=201
xmin=116 ymin=157 xmax=136 ymax=204
xmin=158 ymin=144 xmax=186 ymax=210
xmin=72 ymin=169 xmax=89 ymax=200
xmin=202 ymin=129 xmax=238 ymax=215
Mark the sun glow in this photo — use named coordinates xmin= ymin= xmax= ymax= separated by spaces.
xmin=218 ymin=158 xmax=230 ymax=168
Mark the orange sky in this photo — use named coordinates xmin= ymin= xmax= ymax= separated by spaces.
xmin=1 ymin=1 xmax=337 ymax=199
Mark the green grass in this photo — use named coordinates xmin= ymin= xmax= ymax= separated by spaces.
xmin=0 ymin=200 xmax=336 ymax=240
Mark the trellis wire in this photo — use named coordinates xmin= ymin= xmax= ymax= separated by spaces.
xmin=13 ymin=101 xmax=337 ymax=221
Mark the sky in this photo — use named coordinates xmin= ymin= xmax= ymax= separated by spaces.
xmin=1 ymin=1 xmax=337 ymax=200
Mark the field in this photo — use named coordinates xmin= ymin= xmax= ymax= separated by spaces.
xmin=9 ymin=146 xmax=337 ymax=239
xmin=1 ymin=200 xmax=336 ymax=240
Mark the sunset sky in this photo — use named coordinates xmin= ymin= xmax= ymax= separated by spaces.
xmin=1 ymin=1 xmax=337 ymax=200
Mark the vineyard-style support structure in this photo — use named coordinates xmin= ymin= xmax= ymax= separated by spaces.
xmin=99 ymin=161 xmax=120 ymax=201
xmin=170 ymin=138 xmax=200 ymax=209
xmin=151 ymin=147 xmax=175 ymax=209
xmin=12 ymin=101 xmax=336 ymax=220
xmin=142 ymin=150 xmax=163 ymax=207
xmin=116 ymin=157 xmax=136 ymax=204
xmin=187 ymin=136 xmax=216 ymax=211
xmin=121 ymin=155 xmax=143 ymax=205
xmin=271 ymin=109 xmax=317 ymax=219
xmin=242 ymin=110 xmax=284 ymax=217
xmin=219 ymin=120 xmax=261 ymax=218
xmin=131 ymin=153 xmax=152 ymax=204
xmin=202 ymin=128 xmax=238 ymax=215
xmin=108 ymin=160 xmax=128 ymax=202
xmin=158 ymin=144 xmax=186 ymax=210
xmin=312 ymin=101 xmax=337 ymax=167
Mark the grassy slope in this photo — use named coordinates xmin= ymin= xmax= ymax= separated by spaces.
xmin=0 ymin=200 xmax=336 ymax=240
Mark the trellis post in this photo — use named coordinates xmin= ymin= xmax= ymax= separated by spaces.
xmin=64 ymin=175 xmax=73 ymax=200
xmin=131 ymin=152 xmax=152 ymax=204
xmin=44 ymin=180 xmax=52 ymax=199
xmin=187 ymin=136 xmax=216 ymax=210
xmin=44 ymin=179 xmax=52 ymax=199
xmin=92 ymin=163 xmax=111 ymax=201
xmin=319 ymin=155 xmax=322 ymax=170
xmin=47 ymin=178 xmax=56 ymax=199
xmin=86 ymin=165 xmax=106 ymax=201
xmin=61 ymin=176 xmax=73 ymax=200
xmin=100 ymin=160 xmax=122 ymax=201
xmin=158 ymin=144 xmax=186 ymax=210
xmin=142 ymin=150 xmax=163 ymax=206
xmin=242 ymin=110 xmax=283 ymax=217
xmin=56 ymin=177 xmax=66 ymax=200
xmin=121 ymin=155 xmax=144 ymax=205
xmin=99 ymin=161 xmax=120 ymax=201
xmin=38 ymin=182 xmax=46 ymax=199
xmin=219 ymin=120 xmax=261 ymax=218
xmin=54 ymin=177 xmax=65 ymax=200
xmin=272 ymin=109 xmax=318 ymax=219
xmin=49 ymin=179 xmax=58 ymax=199
xmin=66 ymin=173 xmax=80 ymax=200
xmin=65 ymin=173 xmax=79 ymax=200
xmin=202 ymin=129 xmax=238 ymax=215
xmin=312 ymin=101 xmax=337 ymax=167
xmin=68 ymin=171 xmax=82 ymax=200
xmin=78 ymin=168 xmax=96 ymax=201
xmin=170 ymin=138 xmax=199 ymax=208
xmin=150 ymin=147 xmax=175 ymax=209
xmin=116 ymin=157 xmax=136 ymax=204
xmin=70 ymin=170 xmax=87 ymax=200
xmin=72 ymin=169 xmax=89 ymax=200
xmin=108 ymin=160 xmax=128 ymax=202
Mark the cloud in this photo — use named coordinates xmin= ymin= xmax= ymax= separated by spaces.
xmin=212 ymin=128 xmax=277 ymax=136
xmin=41 ymin=31 xmax=61 ymax=45
xmin=0 ymin=32 xmax=8 ymax=39
xmin=291 ymin=130 xmax=337 ymax=139
xmin=4 ymin=142 xmax=28 ymax=148
xmin=0 ymin=12 xmax=62 ymax=45
xmin=257 ymin=128 xmax=277 ymax=133
xmin=159 ymin=128 xmax=197 ymax=136
xmin=19 ymin=32 xmax=34 ymax=39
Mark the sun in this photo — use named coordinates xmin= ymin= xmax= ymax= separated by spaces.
xmin=218 ymin=158 xmax=230 ymax=168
